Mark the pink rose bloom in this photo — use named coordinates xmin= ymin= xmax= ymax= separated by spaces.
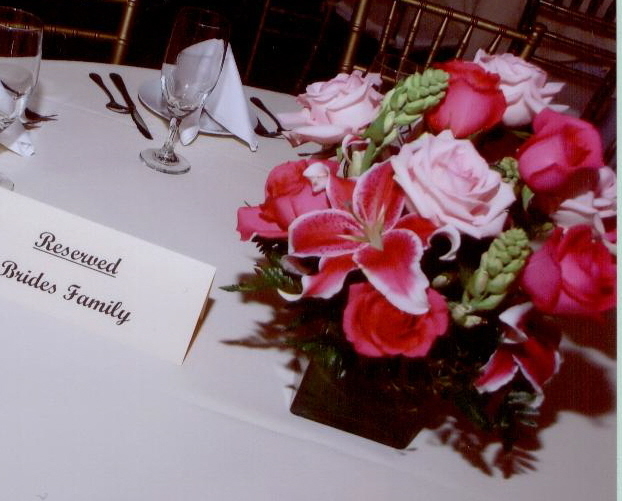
xmin=392 ymin=130 xmax=515 ymax=239
xmin=343 ymin=282 xmax=448 ymax=357
xmin=473 ymin=50 xmax=568 ymax=127
xmin=517 ymin=108 xmax=604 ymax=193
xmin=236 ymin=158 xmax=338 ymax=240
xmin=425 ymin=60 xmax=506 ymax=138
xmin=521 ymin=225 xmax=616 ymax=316
xmin=551 ymin=167 xmax=617 ymax=251
xmin=276 ymin=71 xmax=383 ymax=146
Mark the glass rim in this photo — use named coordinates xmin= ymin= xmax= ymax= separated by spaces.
xmin=0 ymin=6 xmax=44 ymax=32
xmin=174 ymin=6 xmax=230 ymax=29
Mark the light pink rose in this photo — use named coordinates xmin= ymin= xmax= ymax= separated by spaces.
xmin=424 ymin=60 xmax=506 ymax=138
xmin=551 ymin=167 xmax=617 ymax=251
xmin=517 ymin=108 xmax=604 ymax=193
xmin=276 ymin=71 xmax=383 ymax=146
xmin=521 ymin=225 xmax=616 ymax=316
xmin=236 ymin=158 xmax=338 ymax=240
xmin=473 ymin=49 xmax=567 ymax=127
xmin=343 ymin=282 xmax=448 ymax=357
xmin=392 ymin=130 xmax=516 ymax=239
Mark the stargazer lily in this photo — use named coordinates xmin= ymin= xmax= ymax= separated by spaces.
xmin=475 ymin=302 xmax=562 ymax=406
xmin=288 ymin=160 xmax=438 ymax=315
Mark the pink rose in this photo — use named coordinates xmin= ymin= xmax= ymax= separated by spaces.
xmin=236 ymin=158 xmax=338 ymax=240
xmin=551 ymin=167 xmax=617 ymax=251
xmin=392 ymin=130 xmax=515 ymax=239
xmin=521 ymin=225 xmax=616 ymax=316
xmin=517 ymin=108 xmax=604 ymax=193
xmin=276 ymin=71 xmax=383 ymax=146
xmin=343 ymin=282 xmax=448 ymax=357
xmin=425 ymin=60 xmax=506 ymax=137
xmin=473 ymin=50 xmax=568 ymax=127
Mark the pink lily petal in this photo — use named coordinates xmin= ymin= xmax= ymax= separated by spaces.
xmin=513 ymin=337 xmax=562 ymax=394
xmin=394 ymin=214 xmax=438 ymax=242
xmin=498 ymin=302 xmax=533 ymax=344
xmin=475 ymin=349 xmax=519 ymax=392
xmin=354 ymin=229 xmax=430 ymax=314
xmin=353 ymin=161 xmax=405 ymax=229
xmin=300 ymin=254 xmax=358 ymax=299
xmin=289 ymin=209 xmax=365 ymax=257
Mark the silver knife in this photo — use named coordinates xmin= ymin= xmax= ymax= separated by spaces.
xmin=109 ymin=72 xmax=153 ymax=140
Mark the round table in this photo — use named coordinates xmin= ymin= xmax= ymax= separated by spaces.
xmin=0 ymin=60 xmax=615 ymax=500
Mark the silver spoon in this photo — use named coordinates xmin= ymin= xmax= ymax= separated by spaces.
xmin=89 ymin=72 xmax=130 ymax=114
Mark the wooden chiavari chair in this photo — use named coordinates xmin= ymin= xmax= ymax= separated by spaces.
xmin=41 ymin=0 xmax=141 ymax=64
xmin=243 ymin=0 xmax=338 ymax=93
xmin=518 ymin=0 xmax=616 ymax=122
xmin=340 ymin=0 xmax=546 ymax=87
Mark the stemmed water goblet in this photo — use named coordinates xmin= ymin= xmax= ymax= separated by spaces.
xmin=140 ymin=7 xmax=230 ymax=174
xmin=0 ymin=7 xmax=43 ymax=189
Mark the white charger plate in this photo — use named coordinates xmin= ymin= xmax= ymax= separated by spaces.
xmin=137 ymin=78 xmax=231 ymax=136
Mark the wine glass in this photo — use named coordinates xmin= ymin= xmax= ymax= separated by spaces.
xmin=0 ymin=7 xmax=43 ymax=190
xmin=140 ymin=8 xmax=230 ymax=175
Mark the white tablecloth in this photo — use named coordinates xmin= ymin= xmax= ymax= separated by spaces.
xmin=0 ymin=60 xmax=615 ymax=500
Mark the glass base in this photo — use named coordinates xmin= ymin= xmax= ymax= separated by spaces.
xmin=140 ymin=148 xmax=190 ymax=175
xmin=0 ymin=172 xmax=14 ymax=191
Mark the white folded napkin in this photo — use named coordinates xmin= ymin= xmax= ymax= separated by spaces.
xmin=0 ymin=121 xmax=33 ymax=156
xmin=179 ymin=43 xmax=258 ymax=151
xmin=0 ymin=85 xmax=33 ymax=156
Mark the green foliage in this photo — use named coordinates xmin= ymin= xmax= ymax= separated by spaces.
xmin=348 ymin=68 xmax=449 ymax=175
xmin=221 ymin=237 xmax=301 ymax=294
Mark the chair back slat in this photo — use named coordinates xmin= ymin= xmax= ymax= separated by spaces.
xmin=520 ymin=0 xmax=615 ymax=123
xmin=243 ymin=0 xmax=337 ymax=94
xmin=42 ymin=0 xmax=141 ymax=64
xmin=453 ymin=22 xmax=475 ymax=60
xmin=341 ymin=0 xmax=545 ymax=86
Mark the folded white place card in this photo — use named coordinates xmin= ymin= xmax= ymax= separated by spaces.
xmin=0 ymin=189 xmax=216 ymax=364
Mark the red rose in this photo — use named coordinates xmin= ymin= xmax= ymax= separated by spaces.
xmin=517 ymin=108 xmax=604 ymax=193
xmin=521 ymin=225 xmax=616 ymax=316
xmin=237 ymin=158 xmax=338 ymax=240
xmin=425 ymin=60 xmax=506 ymax=138
xmin=343 ymin=282 xmax=448 ymax=357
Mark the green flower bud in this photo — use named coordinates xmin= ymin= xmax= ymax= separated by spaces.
xmin=487 ymin=273 xmax=515 ymax=295
xmin=432 ymin=273 xmax=452 ymax=288
xmin=493 ymin=157 xmax=519 ymax=184
xmin=383 ymin=110 xmax=396 ymax=134
xmin=468 ymin=268 xmax=489 ymax=297
xmin=485 ymin=255 xmax=504 ymax=276
xmin=503 ymin=260 xmax=525 ymax=273
xmin=462 ymin=314 xmax=485 ymax=328
xmin=471 ymin=293 xmax=506 ymax=311
xmin=394 ymin=113 xmax=418 ymax=126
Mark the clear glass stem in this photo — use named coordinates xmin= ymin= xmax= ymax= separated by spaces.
xmin=156 ymin=116 xmax=182 ymax=165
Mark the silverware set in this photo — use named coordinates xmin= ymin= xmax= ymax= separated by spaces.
xmin=89 ymin=71 xmax=153 ymax=140
xmin=89 ymin=71 xmax=284 ymax=142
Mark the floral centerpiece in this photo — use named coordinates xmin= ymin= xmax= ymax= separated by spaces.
xmin=225 ymin=51 xmax=616 ymax=464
